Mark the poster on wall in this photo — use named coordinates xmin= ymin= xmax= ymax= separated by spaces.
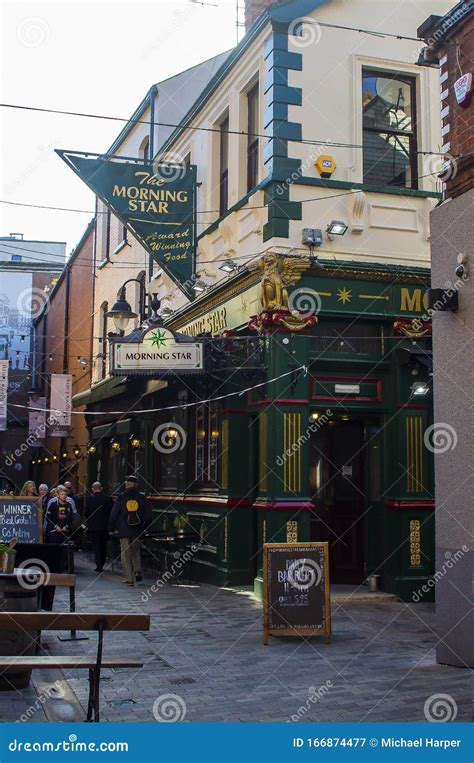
xmin=56 ymin=150 xmax=197 ymax=301
xmin=49 ymin=374 xmax=72 ymax=437
xmin=0 ymin=271 xmax=33 ymax=367
xmin=0 ymin=360 xmax=8 ymax=431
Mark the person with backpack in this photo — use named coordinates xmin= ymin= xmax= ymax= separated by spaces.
xmin=108 ymin=476 xmax=151 ymax=586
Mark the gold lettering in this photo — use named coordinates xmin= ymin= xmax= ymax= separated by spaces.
xmin=113 ymin=185 xmax=126 ymax=197
xmin=400 ymin=288 xmax=421 ymax=312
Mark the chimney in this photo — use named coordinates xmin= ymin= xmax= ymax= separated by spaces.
xmin=244 ymin=0 xmax=283 ymax=31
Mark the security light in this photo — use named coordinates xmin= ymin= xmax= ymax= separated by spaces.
xmin=219 ymin=259 xmax=238 ymax=274
xmin=412 ymin=383 xmax=429 ymax=396
xmin=161 ymin=307 xmax=173 ymax=318
xmin=193 ymin=280 xmax=207 ymax=293
xmin=327 ymin=220 xmax=348 ymax=238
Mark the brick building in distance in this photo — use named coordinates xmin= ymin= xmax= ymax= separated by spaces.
xmin=32 ymin=220 xmax=95 ymax=495
xmin=418 ymin=0 xmax=474 ymax=668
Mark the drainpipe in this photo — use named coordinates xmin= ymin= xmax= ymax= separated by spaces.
xmin=149 ymin=85 xmax=158 ymax=163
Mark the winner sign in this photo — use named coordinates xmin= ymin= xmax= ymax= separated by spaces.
xmin=57 ymin=150 xmax=197 ymax=300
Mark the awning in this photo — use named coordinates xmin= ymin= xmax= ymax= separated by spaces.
xmin=72 ymin=376 xmax=128 ymax=407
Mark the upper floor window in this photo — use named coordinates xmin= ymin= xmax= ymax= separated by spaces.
xmin=219 ymin=116 xmax=229 ymax=215
xmin=362 ymin=70 xmax=417 ymax=189
xmin=247 ymin=83 xmax=259 ymax=192
xmin=140 ymin=136 xmax=150 ymax=164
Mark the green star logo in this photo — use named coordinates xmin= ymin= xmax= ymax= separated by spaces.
xmin=149 ymin=330 xmax=168 ymax=348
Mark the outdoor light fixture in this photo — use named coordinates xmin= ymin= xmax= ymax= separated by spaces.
xmin=79 ymin=356 xmax=88 ymax=366
xmin=193 ymin=280 xmax=207 ymax=294
xmin=412 ymin=382 xmax=429 ymax=396
xmin=111 ymin=439 xmax=121 ymax=452
xmin=73 ymin=444 xmax=81 ymax=457
xmin=326 ymin=220 xmax=348 ymax=239
xmin=130 ymin=436 xmax=141 ymax=449
xmin=31 ymin=460 xmax=36 ymax=465
xmin=62 ymin=451 xmax=68 ymax=459
xmin=218 ymin=259 xmax=238 ymax=274
xmin=44 ymin=457 xmax=49 ymax=463
xmin=211 ymin=430 xmax=219 ymax=439
xmin=52 ymin=455 xmax=57 ymax=461
xmin=160 ymin=307 xmax=174 ymax=318
xmin=106 ymin=290 xmax=138 ymax=332
xmin=309 ymin=412 xmax=320 ymax=422
xmin=87 ymin=444 xmax=97 ymax=455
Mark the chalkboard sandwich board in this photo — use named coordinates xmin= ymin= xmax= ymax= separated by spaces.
xmin=263 ymin=542 xmax=330 ymax=645
xmin=0 ymin=497 xmax=42 ymax=544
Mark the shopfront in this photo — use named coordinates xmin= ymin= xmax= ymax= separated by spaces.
xmin=79 ymin=256 xmax=434 ymax=601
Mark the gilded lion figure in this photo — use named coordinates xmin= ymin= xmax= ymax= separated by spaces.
xmin=251 ymin=253 xmax=311 ymax=311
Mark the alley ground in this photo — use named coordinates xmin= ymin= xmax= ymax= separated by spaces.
xmin=0 ymin=556 xmax=471 ymax=724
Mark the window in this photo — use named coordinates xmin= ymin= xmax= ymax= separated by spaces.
xmin=98 ymin=302 xmax=108 ymax=380
xmin=101 ymin=206 xmax=111 ymax=261
xmin=247 ymin=83 xmax=259 ymax=191
xmin=195 ymin=402 xmax=219 ymax=486
xmin=362 ymin=70 xmax=417 ymax=189
xmin=219 ymin=116 xmax=229 ymax=215
xmin=140 ymin=136 xmax=150 ymax=164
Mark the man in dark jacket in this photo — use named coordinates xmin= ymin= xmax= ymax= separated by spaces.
xmin=84 ymin=482 xmax=113 ymax=572
xmin=45 ymin=486 xmax=74 ymax=544
xmin=108 ymin=476 xmax=151 ymax=585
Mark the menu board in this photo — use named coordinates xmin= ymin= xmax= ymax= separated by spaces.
xmin=0 ymin=497 xmax=42 ymax=544
xmin=263 ymin=542 xmax=330 ymax=645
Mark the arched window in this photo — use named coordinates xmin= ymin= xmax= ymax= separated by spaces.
xmin=140 ymin=136 xmax=150 ymax=164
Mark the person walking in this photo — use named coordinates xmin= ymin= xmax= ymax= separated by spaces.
xmin=84 ymin=482 xmax=113 ymax=572
xmin=108 ymin=476 xmax=151 ymax=586
xmin=45 ymin=486 xmax=74 ymax=544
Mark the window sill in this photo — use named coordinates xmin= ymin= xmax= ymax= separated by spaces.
xmin=113 ymin=240 xmax=130 ymax=255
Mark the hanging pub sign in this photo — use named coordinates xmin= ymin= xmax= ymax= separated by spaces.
xmin=56 ymin=150 xmax=197 ymax=301
xmin=262 ymin=542 xmax=331 ymax=645
xmin=110 ymin=325 xmax=204 ymax=376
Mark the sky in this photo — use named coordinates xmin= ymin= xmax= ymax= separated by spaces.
xmin=0 ymin=0 xmax=238 ymax=251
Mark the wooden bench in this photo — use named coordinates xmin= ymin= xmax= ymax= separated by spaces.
xmin=0 ymin=612 xmax=150 ymax=722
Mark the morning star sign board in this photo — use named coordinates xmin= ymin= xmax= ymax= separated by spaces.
xmin=110 ymin=327 xmax=203 ymax=376
xmin=56 ymin=150 xmax=197 ymax=300
xmin=0 ymin=497 xmax=42 ymax=543
xmin=262 ymin=542 xmax=331 ymax=645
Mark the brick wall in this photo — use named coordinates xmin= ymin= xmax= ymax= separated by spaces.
xmin=438 ymin=12 xmax=474 ymax=198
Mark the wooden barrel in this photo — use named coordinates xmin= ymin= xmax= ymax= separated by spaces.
xmin=0 ymin=571 xmax=39 ymax=690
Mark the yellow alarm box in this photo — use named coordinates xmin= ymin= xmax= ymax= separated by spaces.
xmin=315 ymin=155 xmax=336 ymax=178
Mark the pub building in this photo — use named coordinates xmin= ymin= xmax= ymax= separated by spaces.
xmin=68 ymin=0 xmax=445 ymax=599
xmin=81 ymin=260 xmax=434 ymax=601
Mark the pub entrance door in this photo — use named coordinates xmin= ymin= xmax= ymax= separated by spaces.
xmin=309 ymin=416 xmax=374 ymax=584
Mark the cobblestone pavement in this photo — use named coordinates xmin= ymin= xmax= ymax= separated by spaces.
xmin=0 ymin=556 xmax=471 ymax=723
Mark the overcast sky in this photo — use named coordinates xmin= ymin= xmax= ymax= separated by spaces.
xmin=1 ymin=0 xmax=237 ymax=251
